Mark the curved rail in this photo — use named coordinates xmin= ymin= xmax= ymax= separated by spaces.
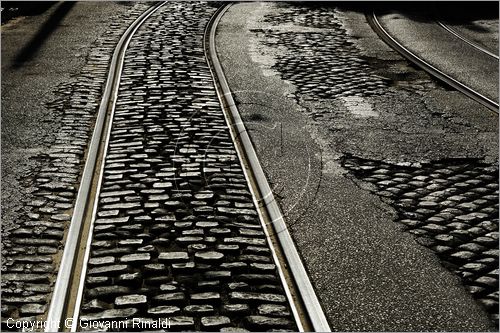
xmin=437 ymin=21 xmax=499 ymax=60
xmin=45 ymin=3 xmax=166 ymax=331
xmin=367 ymin=12 xmax=498 ymax=114
xmin=204 ymin=4 xmax=331 ymax=332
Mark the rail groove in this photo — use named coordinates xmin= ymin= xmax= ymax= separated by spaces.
xmin=367 ymin=12 xmax=499 ymax=114
xmin=204 ymin=4 xmax=332 ymax=332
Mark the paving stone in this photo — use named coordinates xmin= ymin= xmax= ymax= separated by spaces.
xmin=462 ymin=263 xmax=488 ymax=272
xmin=148 ymin=305 xmax=181 ymax=316
xmin=224 ymin=237 xmax=267 ymax=246
xmin=1 ymin=273 xmax=51 ymax=283
xmin=191 ymin=292 xmax=221 ymax=304
xmin=118 ymin=239 xmax=144 ymax=246
xmin=451 ymin=251 xmax=476 ymax=261
xmin=223 ymin=303 xmax=251 ymax=314
xmin=258 ymin=304 xmax=291 ymax=317
xmin=88 ymin=264 xmax=129 ymax=276
xmin=158 ymin=252 xmax=189 ymax=262
xmin=2 ymin=295 xmax=48 ymax=304
xmin=101 ymin=202 xmax=141 ymax=210
xmin=244 ymin=315 xmax=294 ymax=329
xmin=228 ymin=282 xmax=250 ymax=291
xmin=204 ymin=270 xmax=232 ymax=280
xmin=476 ymin=276 xmax=498 ymax=288
xmin=95 ymin=216 xmax=130 ymax=225
xmin=201 ymin=316 xmax=231 ymax=329
xmin=86 ymin=276 xmax=110 ymax=286
xmin=86 ymin=286 xmax=131 ymax=299
xmin=194 ymin=251 xmax=224 ymax=262
xmin=80 ymin=308 xmax=139 ymax=321
xmin=19 ymin=303 xmax=47 ymax=315
xmin=120 ymin=253 xmax=151 ymax=264
xmin=217 ymin=244 xmax=240 ymax=252
xmin=168 ymin=316 xmax=195 ymax=329
xmin=81 ymin=299 xmax=112 ymax=312
xmin=153 ymin=292 xmax=186 ymax=304
xmin=114 ymin=294 xmax=147 ymax=307
xmin=88 ymin=256 xmax=116 ymax=267
xmin=459 ymin=243 xmax=487 ymax=253
xmin=230 ymin=292 xmax=287 ymax=303
xmin=143 ymin=263 xmax=166 ymax=273
xmin=184 ymin=304 xmax=215 ymax=314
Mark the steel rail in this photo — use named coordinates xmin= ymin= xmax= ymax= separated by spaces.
xmin=437 ymin=21 xmax=499 ymax=60
xmin=367 ymin=12 xmax=499 ymax=114
xmin=45 ymin=3 xmax=165 ymax=331
xmin=69 ymin=3 xmax=169 ymax=330
xmin=204 ymin=4 xmax=332 ymax=332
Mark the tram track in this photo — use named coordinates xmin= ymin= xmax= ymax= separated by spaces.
xmin=44 ymin=2 xmax=330 ymax=332
xmin=205 ymin=4 xmax=330 ymax=332
xmin=44 ymin=3 xmax=166 ymax=331
xmin=436 ymin=21 xmax=499 ymax=60
xmin=367 ymin=12 xmax=499 ymax=114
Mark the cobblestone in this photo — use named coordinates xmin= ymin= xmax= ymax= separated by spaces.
xmin=343 ymin=156 xmax=499 ymax=326
xmin=77 ymin=2 xmax=296 ymax=331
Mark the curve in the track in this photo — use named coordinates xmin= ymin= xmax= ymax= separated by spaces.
xmin=437 ymin=21 xmax=499 ymax=60
xmin=367 ymin=12 xmax=498 ymax=114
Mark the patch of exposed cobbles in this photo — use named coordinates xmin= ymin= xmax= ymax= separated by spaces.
xmin=78 ymin=2 xmax=296 ymax=332
xmin=1 ymin=4 xmax=150 ymax=330
xmin=251 ymin=4 xmax=388 ymax=99
xmin=343 ymin=156 xmax=499 ymax=326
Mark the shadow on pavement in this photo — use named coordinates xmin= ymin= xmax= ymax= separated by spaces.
xmin=284 ymin=2 xmax=498 ymax=25
xmin=11 ymin=1 xmax=75 ymax=69
xmin=1 ymin=1 xmax=55 ymax=24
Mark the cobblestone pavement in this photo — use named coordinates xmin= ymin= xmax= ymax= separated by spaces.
xmin=78 ymin=2 xmax=296 ymax=331
xmin=254 ymin=6 xmax=388 ymax=100
xmin=1 ymin=3 xmax=149 ymax=329
xmin=343 ymin=156 xmax=499 ymax=326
